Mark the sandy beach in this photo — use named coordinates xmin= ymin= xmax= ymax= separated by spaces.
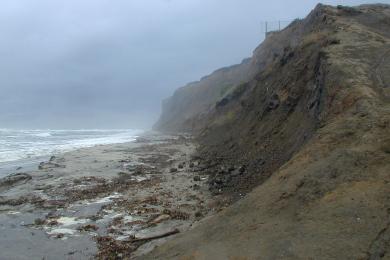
xmin=0 ymin=133 xmax=218 ymax=259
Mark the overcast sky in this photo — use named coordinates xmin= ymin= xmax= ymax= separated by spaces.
xmin=0 ymin=0 xmax=387 ymax=129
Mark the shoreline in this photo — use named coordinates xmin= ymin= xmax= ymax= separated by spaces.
xmin=0 ymin=130 xmax=145 ymax=178
xmin=0 ymin=133 xmax=219 ymax=259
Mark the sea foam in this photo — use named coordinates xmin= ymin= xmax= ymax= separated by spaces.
xmin=0 ymin=129 xmax=142 ymax=165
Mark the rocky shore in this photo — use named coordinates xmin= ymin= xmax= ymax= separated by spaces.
xmin=0 ymin=134 xmax=221 ymax=259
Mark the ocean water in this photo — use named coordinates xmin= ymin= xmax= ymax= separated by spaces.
xmin=0 ymin=129 xmax=141 ymax=174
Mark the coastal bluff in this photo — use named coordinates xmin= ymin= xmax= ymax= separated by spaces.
xmin=151 ymin=4 xmax=390 ymax=259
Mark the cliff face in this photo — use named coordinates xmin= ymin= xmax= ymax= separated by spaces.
xmin=149 ymin=4 xmax=390 ymax=259
xmin=155 ymin=3 xmax=390 ymax=195
xmin=153 ymin=58 xmax=255 ymax=132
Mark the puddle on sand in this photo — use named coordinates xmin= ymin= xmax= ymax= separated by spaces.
xmin=6 ymin=211 xmax=21 ymax=215
xmin=134 ymin=176 xmax=149 ymax=182
xmin=56 ymin=216 xmax=88 ymax=226
xmin=123 ymin=215 xmax=136 ymax=222
xmin=67 ymin=193 xmax=123 ymax=218
xmin=43 ymin=216 xmax=89 ymax=237
xmin=47 ymin=228 xmax=78 ymax=236
xmin=90 ymin=193 xmax=123 ymax=204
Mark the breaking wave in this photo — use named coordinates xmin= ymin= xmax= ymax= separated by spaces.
xmin=0 ymin=129 xmax=142 ymax=164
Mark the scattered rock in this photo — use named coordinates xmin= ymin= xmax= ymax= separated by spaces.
xmin=38 ymin=162 xmax=45 ymax=170
xmin=0 ymin=173 xmax=32 ymax=188
xmin=267 ymin=94 xmax=280 ymax=111
xmin=34 ymin=218 xmax=46 ymax=225
xmin=39 ymin=161 xmax=65 ymax=170
xmin=195 ymin=211 xmax=203 ymax=218
xmin=170 ymin=168 xmax=178 ymax=173
xmin=163 ymin=209 xmax=190 ymax=220
xmin=43 ymin=200 xmax=67 ymax=208
xmin=56 ymin=233 xmax=64 ymax=239
xmin=193 ymin=176 xmax=201 ymax=182
xmin=214 ymin=178 xmax=224 ymax=185
xmin=78 ymin=224 xmax=99 ymax=232
xmin=73 ymin=179 xmax=82 ymax=184
xmin=47 ymin=220 xmax=59 ymax=226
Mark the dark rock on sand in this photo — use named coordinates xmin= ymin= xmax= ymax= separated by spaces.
xmin=38 ymin=161 xmax=65 ymax=170
xmin=0 ymin=173 xmax=32 ymax=188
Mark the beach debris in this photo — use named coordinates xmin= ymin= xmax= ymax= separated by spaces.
xmin=42 ymin=199 xmax=67 ymax=208
xmin=78 ymin=224 xmax=99 ymax=232
xmin=150 ymin=214 xmax=170 ymax=225
xmin=131 ymin=228 xmax=180 ymax=243
xmin=141 ymin=195 xmax=159 ymax=205
xmin=0 ymin=173 xmax=32 ymax=187
xmin=163 ymin=209 xmax=190 ymax=220
xmin=96 ymin=236 xmax=137 ymax=259
xmin=2 ymin=135 xmax=215 ymax=259
xmin=0 ymin=195 xmax=44 ymax=207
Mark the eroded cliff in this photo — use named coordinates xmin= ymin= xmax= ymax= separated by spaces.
xmin=150 ymin=3 xmax=390 ymax=259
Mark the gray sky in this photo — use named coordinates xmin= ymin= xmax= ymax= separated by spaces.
xmin=0 ymin=0 xmax=387 ymax=129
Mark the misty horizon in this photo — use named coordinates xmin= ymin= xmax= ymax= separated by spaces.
xmin=0 ymin=0 xmax=383 ymax=129
xmin=0 ymin=2 xmax=389 ymax=259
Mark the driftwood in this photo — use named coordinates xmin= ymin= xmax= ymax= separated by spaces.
xmin=131 ymin=228 xmax=180 ymax=243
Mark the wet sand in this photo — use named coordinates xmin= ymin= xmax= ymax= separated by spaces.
xmin=0 ymin=133 xmax=216 ymax=259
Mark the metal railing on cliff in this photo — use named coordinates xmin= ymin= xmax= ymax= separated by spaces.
xmin=260 ymin=20 xmax=296 ymax=38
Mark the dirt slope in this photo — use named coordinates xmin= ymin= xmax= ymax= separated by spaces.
xmin=148 ymin=3 xmax=390 ymax=259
